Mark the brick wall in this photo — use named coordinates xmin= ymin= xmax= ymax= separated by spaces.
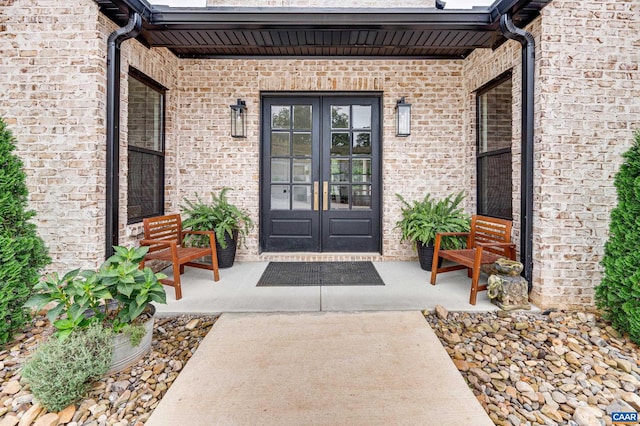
xmin=464 ymin=0 xmax=639 ymax=308
xmin=0 ymin=0 xmax=105 ymax=271
xmin=532 ymin=0 xmax=639 ymax=307
xmin=175 ymin=59 xmax=470 ymax=261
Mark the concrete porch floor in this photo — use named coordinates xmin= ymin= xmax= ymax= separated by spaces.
xmin=153 ymin=260 xmax=533 ymax=315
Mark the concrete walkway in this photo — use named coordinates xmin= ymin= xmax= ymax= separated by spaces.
xmin=146 ymin=311 xmax=493 ymax=426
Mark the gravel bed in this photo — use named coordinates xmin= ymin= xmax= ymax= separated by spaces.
xmin=2 ymin=310 xmax=639 ymax=426
xmin=0 ymin=315 xmax=215 ymax=426
xmin=426 ymin=308 xmax=640 ymax=426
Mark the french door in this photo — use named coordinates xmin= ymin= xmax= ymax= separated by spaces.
xmin=261 ymin=95 xmax=381 ymax=252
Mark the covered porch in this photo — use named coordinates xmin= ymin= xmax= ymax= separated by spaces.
xmin=153 ymin=260 xmax=536 ymax=313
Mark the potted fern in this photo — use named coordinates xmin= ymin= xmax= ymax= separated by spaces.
xmin=396 ymin=191 xmax=470 ymax=271
xmin=181 ymin=188 xmax=254 ymax=268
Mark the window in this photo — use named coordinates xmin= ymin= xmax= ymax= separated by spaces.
xmin=476 ymin=72 xmax=512 ymax=219
xmin=127 ymin=69 xmax=166 ymax=223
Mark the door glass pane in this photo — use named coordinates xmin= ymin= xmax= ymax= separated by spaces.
xmin=293 ymin=105 xmax=312 ymax=130
xmin=331 ymin=106 xmax=350 ymax=129
xmin=292 ymin=185 xmax=312 ymax=210
xmin=292 ymin=133 xmax=311 ymax=156
xmin=331 ymin=132 xmax=350 ymax=156
xmin=352 ymin=159 xmax=371 ymax=183
xmin=271 ymin=185 xmax=289 ymax=210
xmin=330 ymin=185 xmax=350 ymax=210
xmin=272 ymin=106 xmax=291 ymax=129
xmin=352 ymin=185 xmax=371 ymax=209
xmin=353 ymin=132 xmax=371 ymax=155
xmin=293 ymin=159 xmax=311 ymax=182
xmin=271 ymin=132 xmax=290 ymax=156
xmin=271 ymin=158 xmax=290 ymax=182
xmin=330 ymin=159 xmax=350 ymax=183
xmin=352 ymin=105 xmax=371 ymax=129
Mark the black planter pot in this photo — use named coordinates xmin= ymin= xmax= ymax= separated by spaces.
xmin=216 ymin=230 xmax=238 ymax=268
xmin=417 ymin=242 xmax=443 ymax=271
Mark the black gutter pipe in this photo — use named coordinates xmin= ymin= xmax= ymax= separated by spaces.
xmin=105 ymin=12 xmax=141 ymax=259
xmin=499 ymin=13 xmax=535 ymax=292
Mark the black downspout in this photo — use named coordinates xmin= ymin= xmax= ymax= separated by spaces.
xmin=499 ymin=13 xmax=535 ymax=292
xmin=105 ymin=12 xmax=142 ymax=259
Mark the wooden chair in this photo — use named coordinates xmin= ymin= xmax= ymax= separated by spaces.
xmin=141 ymin=214 xmax=219 ymax=300
xmin=430 ymin=215 xmax=516 ymax=305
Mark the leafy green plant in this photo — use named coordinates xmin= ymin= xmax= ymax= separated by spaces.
xmin=21 ymin=324 xmax=112 ymax=411
xmin=25 ymin=246 xmax=166 ymax=340
xmin=0 ymin=117 xmax=50 ymax=345
xmin=396 ymin=191 xmax=470 ymax=249
xmin=181 ymin=188 xmax=254 ymax=249
xmin=596 ymin=130 xmax=640 ymax=344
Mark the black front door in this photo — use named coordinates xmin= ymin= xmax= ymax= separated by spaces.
xmin=261 ymin=95 xmax=381 ymax=252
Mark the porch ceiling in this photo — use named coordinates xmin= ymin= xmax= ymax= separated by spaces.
xmin=95 ymin=0 xmax=550 ymax=59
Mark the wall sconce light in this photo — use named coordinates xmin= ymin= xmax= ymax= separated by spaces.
xmin=395 ymin=97 xmax=411 ymax=137
xmin=230 ymin=98 xmax=247 ymax=138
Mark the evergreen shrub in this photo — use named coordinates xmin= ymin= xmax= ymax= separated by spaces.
xmin=21 ymin=324 xmax=112 ymax=411
xmin=596 ymin=130 xmax=640 ymax=344
xmin=0 ymin=117 xmax=50 ymax=344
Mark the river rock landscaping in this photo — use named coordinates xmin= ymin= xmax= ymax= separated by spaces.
xmin=0 ymin=315 xmax=215 ymax=426
xmin=1 ymin=309 xmax=639 ymax=425
xmin=426 ymin=308 xmax=640 ymax=426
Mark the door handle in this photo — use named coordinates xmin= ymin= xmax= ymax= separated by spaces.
xmin=323 ymin=181 xmax=329 ymax=211
xmin=313 ymin=181 xmax=319 ymax=211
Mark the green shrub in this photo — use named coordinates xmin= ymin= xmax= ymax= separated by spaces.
xmin=21 ymin=324 xmax=112 ymax=411
xmin=596 ymin=130 xmax=640 ymax=344
xmin=0 ymin=117 xmax=50 ymax=345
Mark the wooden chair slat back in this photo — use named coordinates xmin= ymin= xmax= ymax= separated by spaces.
xmin=470 ymin=215 xmax=512 ymax=257
xmin=143 ymin=214 xmax=182 ymax=253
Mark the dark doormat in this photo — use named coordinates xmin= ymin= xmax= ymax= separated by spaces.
xmin=256 ymin=262 xmax=385 ymax=287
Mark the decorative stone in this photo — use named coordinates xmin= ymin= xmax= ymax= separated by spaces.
xmin=57 ymin=404 xmax=76 ymax=424
xmin=3 ymin=381 xmax=20 ymax=395
xmin=434 ymin=305 xmax=449 ymax=320
xmin=33 ymin=414 xmax=59 ymax=426
xmin=487 ymin=259 xmax=531 ymax=310
xmin=18 ymin=403 xmax=43 ymax=426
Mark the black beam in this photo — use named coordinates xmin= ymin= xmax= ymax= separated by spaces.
xmin=149 ymin=8 xmax=492 ymax=30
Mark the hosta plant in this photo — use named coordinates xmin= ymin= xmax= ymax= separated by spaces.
xmin=25 ymin=246 xmax=166 ymax=341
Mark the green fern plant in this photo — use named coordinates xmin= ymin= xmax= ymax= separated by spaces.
xmin=0 ymin=117 xmax=50 ymax=345
xmin=396 ymin=191 xmax=470 ymax=249
xmin=596 ymin=130 xmax=640 ymax=344
xmin=181 ymin=188 xmax=253 ymax=249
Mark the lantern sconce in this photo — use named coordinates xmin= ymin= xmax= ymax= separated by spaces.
xmin=230 ymin=98 xmax=247 ymax=138
xmin=395 ymin=97 xmax=411 ymax=137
